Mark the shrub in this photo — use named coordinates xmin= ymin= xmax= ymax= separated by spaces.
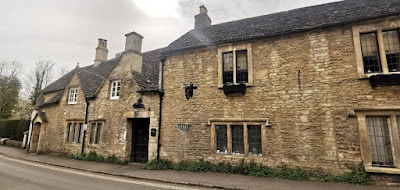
xmin=316 ymin=167 xmax=372 ymax=185
xmin=143 ymin=159 xmax=371 ymax=185
xmin=277 ymin=167 xmax=309 ymax=181
xmin=144 ymin=159 xmax=173 ymax=170
xmin=0 ymin=119 xmax=30 ymax=140
xmin=211 ymin=162 xmax=233 ymax=173
xmin=69 ymin=151 xmax=126 ymax=165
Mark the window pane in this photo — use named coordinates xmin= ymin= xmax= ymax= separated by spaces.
xmin=95 ymin=123 xmax=102 ymax=144
xmin=72 ymin=123 xmax=77 ymax=142
xmin=78 ymin=123 xmax=82 ymax=143
xmin=248 ymin=125 xmax=262 ymax=156
xmin=90 ymin=123 xmax=96 ymax=144
xmin=236 ymin=50 xmax=248 ymax=83
xmin=231 ymin=125 xmax=244 ymax=155
xmin=216 ymin=125 xmax=227 ymax=154
xmin=366 ymin=116 xmax=393 ymax=167
xmin=383 ymin=30 xmax=400 ymax=72
xmin=67 ymin=123 xmax=71 ymax=142
xmin=360 ymin=33 xmax=382 ymax=73
xmin=223 ymin=52 xmax=233 ymax=84
xmin=397 ymin=117 xmax=400 ymax=141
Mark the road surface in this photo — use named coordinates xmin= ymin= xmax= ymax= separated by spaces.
xmin=0 ymin=155 xmax=212 ymax=190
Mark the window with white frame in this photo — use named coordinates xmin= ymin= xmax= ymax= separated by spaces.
xmin=212 ymin=122 xmax=264 ymax=156
xmin=68 ymin=88 xmax=78 ymax=104
xmin=110 ymin=80 xmax=121 ymax=100
xmin=66 ymin=121 xmax=83 ymax=143
xmin=90 ymin=122 xmax=103 ymax=144
xmin=356 ymin=111 xmax=400 ymax=172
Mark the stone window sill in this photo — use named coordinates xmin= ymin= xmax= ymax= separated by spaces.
xmin=365 ymin=167 xmax=400 ymax=174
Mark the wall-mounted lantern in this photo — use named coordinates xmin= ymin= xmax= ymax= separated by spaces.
xmin=184 ymin=83 xmax=198 ymax=99
xmin=133 ymin=98 xmax=145 ymax=108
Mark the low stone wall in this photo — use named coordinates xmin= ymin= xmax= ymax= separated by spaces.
xmin=0 ymin=138 xmax=23 ymax=148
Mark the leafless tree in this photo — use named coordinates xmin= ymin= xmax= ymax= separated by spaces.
xmin=28 ymin=60 xmax=55 ymax=105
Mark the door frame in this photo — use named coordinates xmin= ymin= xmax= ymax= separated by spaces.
xmin=130 ymin=118 xmax=150 ymax=163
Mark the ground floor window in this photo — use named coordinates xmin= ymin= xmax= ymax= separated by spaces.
xmin=66 ymin=121 xmax=83 ymax=143
xmin=90 ymin=122 xmax=103 ymax=144
xmin=212 ymin=121 xmax=265 ymax=157
xmin=356 ymin=111 xmax=400 ymax=171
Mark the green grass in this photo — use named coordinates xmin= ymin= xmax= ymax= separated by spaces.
xmin=144 ymin=159 xmax=371 ymax=185
xmin=69 ymin=151 xmax=126 ymax=165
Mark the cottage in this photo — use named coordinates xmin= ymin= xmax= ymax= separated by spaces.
xmin=30 ymin=0 xmax=400 ymax=179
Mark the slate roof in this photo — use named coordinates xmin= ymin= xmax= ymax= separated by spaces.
xmin=133 ymin=47 xmax=166 ymax=92
xmin=38 ymin=48 xmax=165 ymax=107
xmin=164 ymin=0 xmax=400 ymax=55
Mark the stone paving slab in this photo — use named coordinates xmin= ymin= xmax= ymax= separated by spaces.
xmin=0 ymin=145 xmax=397 ymax=190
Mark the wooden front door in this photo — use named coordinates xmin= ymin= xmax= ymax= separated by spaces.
xmin=131 ymin=119 xmax=150 ymax=163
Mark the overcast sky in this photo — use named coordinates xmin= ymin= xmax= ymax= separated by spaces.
xmin=0 ymin=0 xmax=340 ymax=71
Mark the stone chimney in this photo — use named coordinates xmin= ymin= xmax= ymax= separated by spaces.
xmin=94 ymin=38 xmax=108 ymax=67
xmin=121 ymin=31 xmax=143 ymax=73
xmin=195 ymin=5 xmax=211 ymax=29
xmin=125 ymin=32 xmax=143 ymax=54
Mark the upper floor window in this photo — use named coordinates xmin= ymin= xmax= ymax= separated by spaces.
xmin=360 ymin=32 xmax=382 ymax=73
xmin=110 ymin=80 xmax=121 ymax=100
xmin=222 ymin=51 xmax=249 ymax=84
xmin=382 ymin=30 xmax=400 ymax=72
xmin=68 ymin=88 xmax=78 ymax=104
xmin=353 ymin=21 xmax=400 ymax=77
xmin=218 ymin=43 xmax=253 ymax=87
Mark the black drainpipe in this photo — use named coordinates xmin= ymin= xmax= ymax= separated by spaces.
xmin=157 ymin=60 xmax=165 ymax=161
xmin=81 ymin=99 xmax=90 ymax=154
xmin=157 ymin=91 xmax=164 ymax=161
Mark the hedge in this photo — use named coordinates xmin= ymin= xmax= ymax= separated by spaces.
xmin=0 ymin=119 xmax=30 ymax=141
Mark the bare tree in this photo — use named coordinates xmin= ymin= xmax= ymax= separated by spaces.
xmin=0 ymin=59 xmax=22 ymax=119
xmin=28 ymin=60 xmax=55 ymax=105
xmin=57 ymin=66 xmax=71 ymax=78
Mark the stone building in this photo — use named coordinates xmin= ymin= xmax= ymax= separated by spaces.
xmin=29 ymin=32 xmax=164 ymax=163
xmin=29 ymin=0 xmax=400 ymax=178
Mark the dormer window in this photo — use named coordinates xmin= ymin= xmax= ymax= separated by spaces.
xmin=110 ymin=80 xmax=121 ymax=100
xmin=68 ymin=88 xmax=78 ymax=104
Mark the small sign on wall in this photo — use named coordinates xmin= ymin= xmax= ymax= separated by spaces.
xmin=151 ymin=128 xmax=157 ymax=137
xmin=177 ymin=124 xmax=191 ymax=132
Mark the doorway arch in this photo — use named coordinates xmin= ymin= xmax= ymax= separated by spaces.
xmin=30 ymin=122 xmax=41 ymax=153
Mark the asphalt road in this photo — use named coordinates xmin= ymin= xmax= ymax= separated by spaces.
xmin=0 ymin=155 xmax=212 ymax=190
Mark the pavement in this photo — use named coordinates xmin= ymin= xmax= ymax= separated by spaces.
xmin=0 ymin=145 xmax=397 ymax=190
xmin=0 ymin=154 xmax=210 ymax=190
